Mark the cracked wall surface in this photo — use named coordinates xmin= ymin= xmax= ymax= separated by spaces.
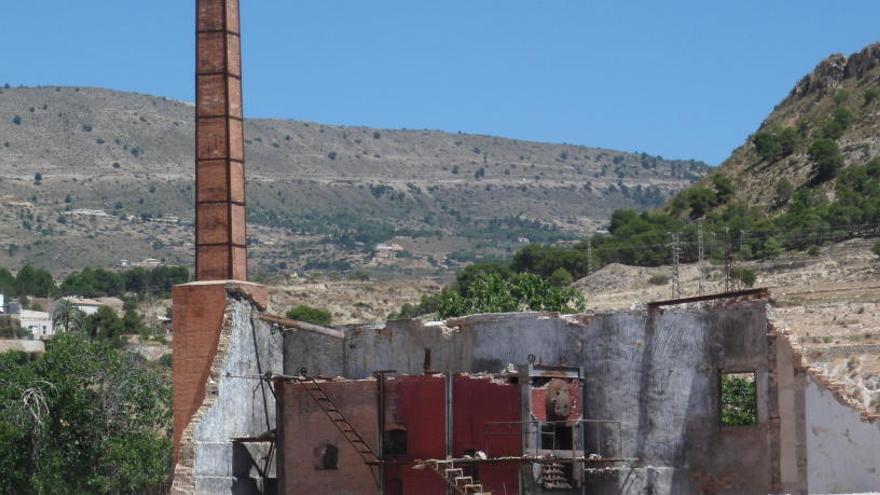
xmin=285 ymin=301 xmax=795 ymax=494
xmin=173 ymin=289 xmax=282 ymax=494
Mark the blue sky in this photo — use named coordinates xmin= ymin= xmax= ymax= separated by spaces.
xmin=1 ymin=1 xmax=878 ymax=165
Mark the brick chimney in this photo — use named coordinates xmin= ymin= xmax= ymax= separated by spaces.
xmin=195 ymin=0 xmax=247 ymax=281
xmin=171 ymin=0 xmax=265 ymax=468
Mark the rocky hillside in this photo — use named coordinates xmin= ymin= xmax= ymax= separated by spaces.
xmin=700 ymin=43 xmax=880 ymax=210
xmin=0 ymin=87 xmax=707 ymax=276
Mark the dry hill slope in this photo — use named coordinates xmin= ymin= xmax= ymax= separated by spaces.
xmin=0 ymin=86 xmax=707 ymax=275
xmin=697 ymin=43 xmax=880 ymax=211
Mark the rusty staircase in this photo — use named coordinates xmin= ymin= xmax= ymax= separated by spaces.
xmin=425 ymin=459 xmax=491 ymax=495
xmin=295 ymin=374 xmax=380 ymax=466
xmin=541 ymin=462 xmax=573 ymax=489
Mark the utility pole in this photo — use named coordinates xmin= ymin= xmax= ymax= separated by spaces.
xmin=724 ymin=227 xmax=733 ymax=292
xmin=697 ymin=222 xmax=705 ymax=296
xmin=586 ymin=237 xmax=593 ymax=284
xmin=670 ymin=232 xmax=681 ymax=299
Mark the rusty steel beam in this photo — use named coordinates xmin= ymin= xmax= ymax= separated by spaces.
xmin=647 ymin=287 xmax=770 ymax=309
xmin=195 ymin=0 xmax=247 ymax=281
xmin=259 ymin=314 xmax=345 ymax=339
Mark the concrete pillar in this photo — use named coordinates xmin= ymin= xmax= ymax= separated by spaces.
xmin=195 ymin=0 xmax=247 ymax=281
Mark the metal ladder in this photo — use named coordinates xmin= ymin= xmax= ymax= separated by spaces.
xmin=425 ymin=459 xmax=491 ymax=495
xmin=295 ymin=374 xmax=380 ymax=466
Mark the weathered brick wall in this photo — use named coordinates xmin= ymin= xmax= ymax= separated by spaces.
xmin=171 ymin=281 xmax=271 ymax=493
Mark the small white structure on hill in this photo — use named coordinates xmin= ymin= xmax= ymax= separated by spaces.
xmin=62 ymin=297 xmax=103 ymax=316
xmin=19 ymin=310 xmax=53 ymax=340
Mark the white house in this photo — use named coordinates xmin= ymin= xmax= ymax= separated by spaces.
xmin=19 ymin=309 xmax=53 ymax=340
xmin=63 ymin=297 xmax=104 ymax=316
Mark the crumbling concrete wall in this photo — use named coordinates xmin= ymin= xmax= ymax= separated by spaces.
xmin=173 ymin=294 xmax=283 ymax=494
xmin=805 ymin=374 xmax=880 ymax=493
xmin=284 ymin=302 xmax=785 ymax=494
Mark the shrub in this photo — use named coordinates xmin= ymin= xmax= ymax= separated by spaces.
xmin=648 ymin=274 xmax=670 ymax=285
xmin=327 ymin=151 xmax=337 ymax=161
xmin=821 ymin=107 xmax=854 ymax=139
xmin=808 ymin=139 xmax=843 ymax=184
xmin=872 ymin=242 xmax=880 ymax=260
xmin=731 ymin=268 xmax=757 ymax=288
xmin=864 ymin=88 xmax=879 ymax=106
xmin=753 ymin=132 xmax=780 ymax=161
xmin=777 ymin=127 xmax=799 ymax=156
xmin=773 ymin=179 xmax=794 ymax=208
xmin=712 ymin=175 xmax=735 ymax=204
xmin=436 ymin=272 xmax=585 ymax=318
xmin=286 ymin=305 xmax=332 ymax=326
xmin=12 ymin=115 xmax=21 ymax=125
xmin=550 ymin=267 xmax=573 ymax=286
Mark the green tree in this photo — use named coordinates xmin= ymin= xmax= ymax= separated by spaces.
xmin=550 ymin=267 xmax=574 ymax=286
xmin=777 ymin=127 xmax=800 ymax=157
xmin=712 ymin=175 xmax=735 ymax=205
xmin=82 ymin=306 xmax=125 ymax=344
xmin=15 ymin=265 xmax=55 ymax=297
xmin=720 ymin=373 xmax=757 ymax=426
xmin=773 ymin=179 xmax=794 ymax=208
xmin=0 ymin=267 xmax=17 ymax=296
xmin=808 ymin=139 xmax=843 ymax=184
xmin=686 ymin=187 xmax=717 ymax=219
xmin=0 ymin=333 xmax=171 ymax=493
xmin=51 ymin=299 xmax=86 ymax=333
xmin=753 ymin=132 xmax=781 ymax=161
xmin=436 ymin=272 xmax=585 ymax=319
xmin=286 ymin=305 xmax=332 ymax=326
xmin=731 ymin=268 xmax=758 ymax=289
xmin=758 ymin=237 xmax=784 ymax=259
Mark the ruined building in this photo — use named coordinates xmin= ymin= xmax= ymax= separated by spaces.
xmin=170 ymin=1 xmax=880 ymax=494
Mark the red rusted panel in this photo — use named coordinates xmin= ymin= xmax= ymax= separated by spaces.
xmin=531 ymin=378 xmax=582 ymax=423
xmin=381 ymin=376 xmax=447 ymax=494
xmin=453 ymin=374 xmax=521 ymax=493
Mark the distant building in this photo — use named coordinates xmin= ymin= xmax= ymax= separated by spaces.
xmin=374 ymin=243 xmax=404 ymax=262
xmin=62 ymin=297 xmax=104 ymax=316
xmin=137 ymin=258 xmax=162 ymax=268
xmin=19 ymin=309 xmax=53 ymax=340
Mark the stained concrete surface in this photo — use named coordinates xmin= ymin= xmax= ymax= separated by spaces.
xmin=285 ymin=303 xmax=781 ymax=494
xmin=806 ymin=375 xmax=880 ymax=493
xmin=177 ymin=295 xmax=283 ymax=493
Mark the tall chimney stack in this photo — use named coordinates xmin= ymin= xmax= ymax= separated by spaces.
xmin=195 ymin=0 xmax=247 ymax=281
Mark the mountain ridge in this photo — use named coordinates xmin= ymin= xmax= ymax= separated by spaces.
xmin=0 ymin=86 xmax=708 ymax=275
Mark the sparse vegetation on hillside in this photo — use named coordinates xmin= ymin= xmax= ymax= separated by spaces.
xmin=0 ymin=87 xmax=707 ymax=275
